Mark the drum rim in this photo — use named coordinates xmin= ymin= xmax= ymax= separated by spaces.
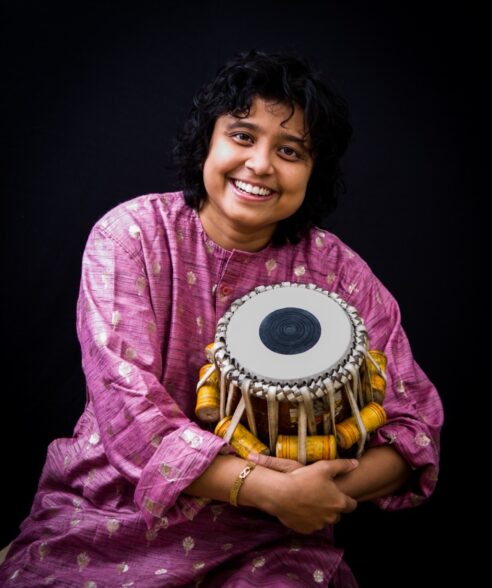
xmin=213 ymin=282 xmax=368 ymax=401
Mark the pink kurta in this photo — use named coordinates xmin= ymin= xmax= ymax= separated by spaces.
xmin=0 ymin=192 xmax=443 ymax=587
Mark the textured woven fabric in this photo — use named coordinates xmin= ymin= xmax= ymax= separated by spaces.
xmin=0 ymin=192 xmax=442 ymax=587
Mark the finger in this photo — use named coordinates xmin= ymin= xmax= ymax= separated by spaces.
xmin=343 ymin=495 xmax=358 ymax=513
xmin=320 ymin=458 xmax=359 ymax=477
xmin=248 ymin=453 xmax=300 ymax=472
xmin=247 ymin=452 xmax=303 ymax=472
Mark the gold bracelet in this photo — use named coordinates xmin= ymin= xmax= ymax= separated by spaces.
xmin=229 ymin=461 xmax=256 ymax=507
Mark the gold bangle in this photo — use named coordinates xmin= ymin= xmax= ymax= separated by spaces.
xmin=229 ymin=461 xmax=256 ymax=507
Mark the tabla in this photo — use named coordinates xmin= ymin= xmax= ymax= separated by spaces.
xmin=195 ymin=282 xmax=387 ymax=464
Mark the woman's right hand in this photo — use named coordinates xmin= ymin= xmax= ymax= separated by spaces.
xmin=262 ymin=459 xmax=359 ymax=534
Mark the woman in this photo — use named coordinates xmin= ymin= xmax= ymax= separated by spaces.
xmin=0 ymin=49 xmax=442 ymax=587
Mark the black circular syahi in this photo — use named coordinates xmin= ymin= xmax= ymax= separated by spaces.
xmin=259 ymin=307 xmax=321 ymax=355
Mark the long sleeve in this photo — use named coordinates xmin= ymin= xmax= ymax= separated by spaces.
xmin=76 ymin=223 xmax=227 ymax=528
xmin=350 ymin=268 xmax=443 ymax=510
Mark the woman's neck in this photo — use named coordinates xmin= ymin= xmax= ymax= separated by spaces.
xmin=198 ymin=206 xmax=274 ymax=253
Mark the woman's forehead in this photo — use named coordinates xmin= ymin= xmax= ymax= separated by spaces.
xmin=218 ymin=97 xmax=307 ymax=137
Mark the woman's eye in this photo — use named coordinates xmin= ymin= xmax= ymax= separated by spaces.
xmin=279 ymin=146 xmax=299 ymax=159
xmin=232 ymin=132 xmax=252 ymax=142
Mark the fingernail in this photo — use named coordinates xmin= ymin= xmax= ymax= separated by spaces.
xmin=351 ymin=459 xmax=359 ymax=467
xmin=247 ymin=452 xmax=258 ymax=463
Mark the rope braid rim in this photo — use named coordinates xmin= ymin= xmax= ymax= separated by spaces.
xmin=213 ymin=282 xmax=368 ymax=403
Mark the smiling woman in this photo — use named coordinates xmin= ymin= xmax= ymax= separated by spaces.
xmin=200 ymin=98 xmax=313 ymax=251
xmin=0 ymin=49 xmax=442 ymax=588
xmin=173 ymin=49 xmax=352 ymax=249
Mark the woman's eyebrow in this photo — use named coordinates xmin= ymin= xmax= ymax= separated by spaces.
xmin=225 ymin=120 xmax=307 ymax=147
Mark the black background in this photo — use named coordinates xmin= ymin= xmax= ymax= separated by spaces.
xmin=2 ymin=1 xmax=482 ymax=585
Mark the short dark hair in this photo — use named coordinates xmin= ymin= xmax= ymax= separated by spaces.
xmin=172 ymin=49 xmax=352 ymax=246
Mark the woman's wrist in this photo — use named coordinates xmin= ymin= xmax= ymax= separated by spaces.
xmin=184 ymin=454 xmax=285 ymax=514
xmin=237 ymin=465 xmax=286 ymax=513
xmin=229 ymin=461 xmax=256 ymax=507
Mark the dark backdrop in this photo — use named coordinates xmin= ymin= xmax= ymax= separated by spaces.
xmin=2 ymin=1 xmax=482 ymax=586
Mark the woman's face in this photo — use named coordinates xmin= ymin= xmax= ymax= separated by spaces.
xmin=200 ymin=96 xmax=313 ymax=250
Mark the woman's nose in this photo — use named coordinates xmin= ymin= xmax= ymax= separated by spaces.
xmin=245 ymin=145 xmax=274 ymax=176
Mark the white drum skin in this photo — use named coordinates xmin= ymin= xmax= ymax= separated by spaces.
xmin=226 ymin=286 xmax=353 ymax=384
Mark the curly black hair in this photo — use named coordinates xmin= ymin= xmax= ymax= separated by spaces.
xmin=172 ymin=49 xmax=352 ymax=246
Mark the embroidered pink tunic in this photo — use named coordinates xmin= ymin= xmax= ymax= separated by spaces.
xmin=0 ymin=192 xmax=443 ymax=587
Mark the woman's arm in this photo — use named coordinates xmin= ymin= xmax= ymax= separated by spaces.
xmin=77 ymin=218 xmax=230 ymax=529
xmin=333 ymin=446 xmax=411 ymax=501
xmin=184 ymin=454 xmax=359 ymax=534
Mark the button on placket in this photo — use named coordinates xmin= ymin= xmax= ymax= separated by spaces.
xmin=215 ymin=252 xmax=242 ymax=307
xmin=220 ymin=284 xmax=232 ymax=297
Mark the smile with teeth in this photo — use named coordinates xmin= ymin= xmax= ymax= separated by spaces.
xmin=231 ymin=179 xmax=274 ymax=197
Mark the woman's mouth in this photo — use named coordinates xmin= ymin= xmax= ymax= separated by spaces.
xmin=228 ymin=178 xmax=277 ymax=201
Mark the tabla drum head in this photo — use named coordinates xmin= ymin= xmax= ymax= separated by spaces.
xmin=219 ymin=283 xmax=361 ymax=386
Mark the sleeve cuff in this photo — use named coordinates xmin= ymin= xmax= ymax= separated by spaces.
xmin=135 ymin=422 xmax=228 ymax=528
xmin=368 ymin=421 xmax=440 ymax=511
